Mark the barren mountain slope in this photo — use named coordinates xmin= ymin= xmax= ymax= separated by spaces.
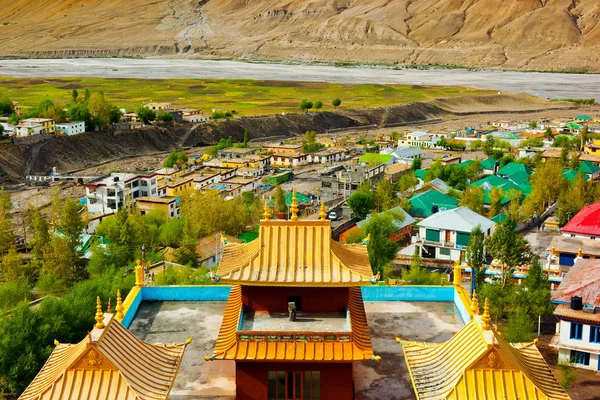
xmin=0 ymin=0 xmax=598 ymax=71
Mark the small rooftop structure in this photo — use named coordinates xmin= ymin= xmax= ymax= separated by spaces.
xmin=20 ymin=296 xmax=188 ymax=400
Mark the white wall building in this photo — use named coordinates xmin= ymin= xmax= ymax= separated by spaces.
xmin=391 ymin=146 xmax=424 ymax=164
xmin=398 ymin=131 xmax=445 ymax=149
xmin=14 ymin=122 xmax=44 ymax=137
xmin=413 ymin=206 xmax=495 ymax=262
xmin=56 ymin=121 xmax=85 ymax=136
xmin=308 ymin=149 xmax=345 ymax=164
xmin=551 ymin=259 xmax=600 ymax=371
xmin=84 ymin=173 xmax=159 ymax=214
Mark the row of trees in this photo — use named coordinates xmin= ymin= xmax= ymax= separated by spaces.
xmin=299 ymin=98 xmax=341 ymax=112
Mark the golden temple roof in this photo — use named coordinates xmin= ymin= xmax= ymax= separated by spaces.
xmin=20 ymin=311 xmax=188 ymax=400
xmin=212 ymin=285 xmax=374 ymax=361
xmin=218 ymin=220 xmax=373 ymax=286
xmin=401 ymin=312 xmax=570 ymax=400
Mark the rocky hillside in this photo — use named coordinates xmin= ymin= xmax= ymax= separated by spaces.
xmin=0 ymin=0 xmax=598 ymax=72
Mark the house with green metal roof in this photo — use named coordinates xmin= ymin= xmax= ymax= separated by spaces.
xmin=471 ymin=175 xmax=524 ymax=205
xmin=491 ymin=213 xmax=507 ymax=224
xmin=359 ymin=153 xmax=394 ymax=165
xmin=456 ymin=159 xmax=474 ymax=169
xmin=408 ymin=189 xmax=459 ymax=218
xmin=563 ymin=169 xmax=582 ymax=184
xmin=480 ymin=158 xmax=498 ymax=175
xmin=496 ymin=163 xmax=533 ymax=178
xmin=579 ymin=160 xmax=600 ymax=179
xmin=414 ymin=169 xmax=427 ymax=181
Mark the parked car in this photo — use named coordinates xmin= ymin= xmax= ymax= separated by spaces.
xmin=328 ymin=210 xmax=341 ymax=221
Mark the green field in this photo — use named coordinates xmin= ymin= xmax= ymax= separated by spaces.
xmin=0 ymin=77 xmax=493 ymax=116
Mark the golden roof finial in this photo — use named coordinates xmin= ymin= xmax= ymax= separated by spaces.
xmin=135 ymin=260 xmax=144 ymax=287
xmin=551 ymin=244 xmax=556 ymax=255
xmin=290 ymin=188 xmax=299 ymax=221
xmin=482 ymin=298 xmax=491 ymax=330
xmin=94 ymin=296 xmax=105 ymax=329
xmin=471 ymin=290 xmax=479 ymax=315
xmin=263 ymin=201 xmax=271 ymax=221
xmin=453 ymin=260 xmax=462 ymax=286
xmin=319 ymin=200 xmax=327 ymax=221
xmin=577 ymin=245 xmax=583 ymax=258
xmin=116 ymin=290 xmax=125 ymax=321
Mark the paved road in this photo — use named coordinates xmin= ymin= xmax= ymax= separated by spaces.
xmin=0 ymin=58 xmax=598 ymax=100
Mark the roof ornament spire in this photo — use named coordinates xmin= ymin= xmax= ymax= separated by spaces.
xmin=290 ymin=188 xmax=299 ymax=221
xmin=116 ymin=290 xmax=125 ymax=322
xmin=471 ymin=290 xmax=479 ymax=315
xmin=453 ymin=259 xmax=462 ymax=286
xmin=94 ymin=296 xmax=105 ymax=329
xmin=319 ymin=200 xmax=327 ymax=220
xmin=577 ymin=245 xmax=583 ymax=258
xmin=263 ymin=200 xmax=271 ymax=221
xmin=482 ymin=298 xmax=491 ymax=330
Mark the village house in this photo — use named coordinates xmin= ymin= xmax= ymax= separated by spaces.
xmin=390 ymin=146 xmax=423 ymax=164
xmin=308 ymin=148 xmax=345 ymax=164
xmin=218 ymin=147 xmax=257 ymax=159
xmin=144 ymin=102 xmax=172 ymax=111
xmin=157 ymin=174 xmax=194 ymax=197
xmin=397 ymin=131 xmax=445 ymax=149
xmin=408 ymin=189 xmax=459 ymax=219
xmin=413 ymin=206 xmax=495 ymax=262
xmin=136 ymin=196 xmax=180 ymax=219
xmin=270 ymin=152 xmax=309 ymax=167
xmin=263 ymin=143 xmax=303 ymax=155
xmin=383 ymin=163 xmax=411 ymax=183
xmin=14 ymin=121 xmax=45 ymax=137
xmin=84 ymin=172 xmax=159 ymax=214
xmin=193 ymin=168 xmax=235 ymax=190
xmin=21 ymin=118 xmax=55 ymax=134
xmin=182 ymin=108 xmax=210 ymax=122
xmin=320 ymin=163 xmax=385 ymax=199
xmin=56 ymin=121 xmax=85 ymax=136
xmin=550 ymin=259 xmax=600 ymax=371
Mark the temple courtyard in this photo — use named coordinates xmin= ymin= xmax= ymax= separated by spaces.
xmin=128 ymin=300 xmax=463 ymax=400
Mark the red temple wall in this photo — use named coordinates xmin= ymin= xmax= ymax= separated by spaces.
xmin=236 ymin=362 xmax=354 ymax=400
xmin=241 ymin=286 xmax=349 ymax=312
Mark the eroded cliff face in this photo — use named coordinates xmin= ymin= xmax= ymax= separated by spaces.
xmin=0 ymin=0 xmax=598 ymax=71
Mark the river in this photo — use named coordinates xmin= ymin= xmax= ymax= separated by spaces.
xmin=0 ymin=58 xmax=598 ymax=100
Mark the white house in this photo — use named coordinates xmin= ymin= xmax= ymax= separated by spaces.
xmin=309 ymin=149 xmax=345 ymax=164
xmin=56 ymin=121 xmax=85 ymax=136
xmin=413 ymin=206 xmax=495 ymax=261
xmin=551 ymin=259 xmax=600 ymax=371
xmin=0 ymin=123 xmax=14 ymax=136
xmin=391 ymin=146 xmax=424 ymax=164
xmin=84 ymin=173 xmax=159 ymax=214
xmin=14 ymin=122 xmax=44 ymax=137
xmin=398 ymin=131 xmax=445 ymax=149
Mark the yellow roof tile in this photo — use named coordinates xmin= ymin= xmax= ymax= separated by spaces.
xmin=218 ymin=220 xmax=373 ymax=286
xmin=20 ymin=314 xmax=187 ymax=400
xmin=213 ymin=286 xmax=374 ymax=361
xmin=402 ymin=316 xmax=570 ymax=400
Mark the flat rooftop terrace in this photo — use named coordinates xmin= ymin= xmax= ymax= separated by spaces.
xmin=241 ymin=310 xmax=348 ymax=332
xmin=128 ymin=300 xmax=463 ymax=400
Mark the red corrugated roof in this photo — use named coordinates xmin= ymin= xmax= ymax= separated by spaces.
xmin=551 ymin=259 xmax=600 ymax=307
xmin=561 ymin=202 xmax=600 ymax=236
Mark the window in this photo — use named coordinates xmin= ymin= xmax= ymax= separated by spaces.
xmin=570 ymin=322 xmax=583 ymax=340
xmin=570 ymin=350 xmax=590 ymax=366
xmin=440 ymin=248 xmax=451 ymax=256
xmin=425 ymin=229 xmax=440 ymax=242
xmin=590 ymin=326 xmax=600 ymax=343
xmin=268 ymin=370 xmax=320 ymax=400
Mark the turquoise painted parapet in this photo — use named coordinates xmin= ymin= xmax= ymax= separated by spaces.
xmin=361 ymin=286 xmax=454 ymax=302
xmin=141 ymin=285 xmax=231 ymax=301
xmin=120 ymin=288 xmax=143 ymax=329
xmin=454 ymin=289 xmax=472 ymax=323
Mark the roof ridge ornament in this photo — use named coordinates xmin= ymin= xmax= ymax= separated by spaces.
xmin=290 ymin=188 xmax=299 ymax=221
xmin=263 ymin=200 xmax=271 ymax=221
xmin=95 ymin=296 xmax=105 ymax=329
xmin=482 ymin=298 xmax=491 ymax=330
xmin=116 ymin=290 xmax=125 ymax=322
xmin=319 ymin=200 xmax=327 ymax=221
xmin=471 ymin=290 xmax=479 ymax=315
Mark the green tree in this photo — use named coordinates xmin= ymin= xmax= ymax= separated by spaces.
xmin=528 ymin=121 xmax=537 ymax=128
xmin=0 ymin=189 xmax=14 ymax=255
xmin=410 ymin=158 xmax=422 ymax=171
xmin=521 ymin=137 xmax=543 ymax=148
xmin=580 ymin=125 xmax=589 ymax=151
xmin=332 ymin=98 xmax=341 ymax=108
xmin=363 ymin=211 xmax=403 ymax=277
xmin=0 ymin=99 xmax=14 ymax=115
xmin=465 ymin=159 xmax=481 ymax=181
xmin=137 ymin=107 xmax=156 ymax=124
xmin=489 ymin=187 xmax=504 ymax=218
xmin=8 ymin=112 xmax=19 ymax=125
xmin=398 ymin=173 xmax=418 ymax=193
xmin=71 ymin=89 xmax=79 ymax=103
xmin=1 ymin=247 xmax=23 ymax=282
xmin=568 ymin=153 xmax=580 ymax=171
xmin=88 ymin=92 xmax=113 ymax=126
xmin=109 ymin=106 xmax=122 ymax=124
xmin=243 ymin=129 xmax=249 ymax=147
xmin=273 ymin=185 xmax=287 ymax=215
xmin=68 ymin=103 xmax=93 ymax=130
xmin=403 ymin=246 xmax=445 ymax=285
xmin=375 ymin=179 xmax=397 ymax=211
xmin=347 ymin=191 xmax=376 ymax=220
xmin=58 ymin=197 xmax=84 ymax=254
xmin=0 ymin=124 xmax=3 ymax=136
xmin=157 ymin=110 xmax=173 ymax=122
xmin=83 ymin=88 xmax=91 ymax=103
xmin=544 ymin=127 xmax=553 ymax=139
xmin=163 ymin=151 xmax=188 ymax=168
xmin=314 ymin=100 xmax=323 ymax=110
xmin=41 ymin=237 xmax=75 ymax=284
xmin=485 ymin=220 xmax=530 ymax=287
xmin=299 ymin=99 xmax=313 ymax=112
xmin=471 ymin=140 xmax=482 ymax=150
xmin=459 ymin=186 xmax=484 ymax=214
xmin=29 ymin=207 xmax=50 ymax=260
xmin=468 ymin=225 xmax=486 ymax=291
xmin=503 ymin=308 xmax=536 ymax=342
xmin=483 ymin=136 xmax=495 ymax=156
